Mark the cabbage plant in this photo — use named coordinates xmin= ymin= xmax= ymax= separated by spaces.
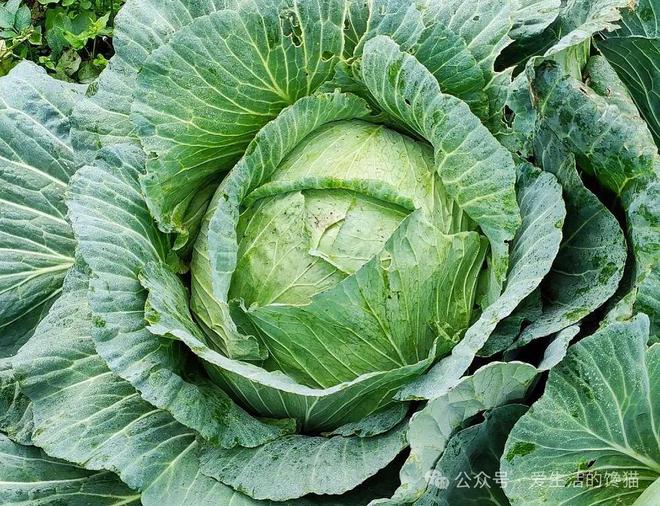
xmin=0 ymin=0 xmax=658 ymax=505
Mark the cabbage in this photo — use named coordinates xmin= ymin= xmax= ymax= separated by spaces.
xmin=0 ymin=1 xmax=657 ymax=504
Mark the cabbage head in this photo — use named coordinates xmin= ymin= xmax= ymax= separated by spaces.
xmin=0 ymin=0 xmax=658 ymax=505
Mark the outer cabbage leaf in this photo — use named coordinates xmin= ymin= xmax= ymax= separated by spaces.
xmin=0 ymin=358 xmax=32 ymax=445
xmin=622 ymin=178 xmax=660 ymax=335
xmin=0 ymin=301 xmax=53 ymax=361
xmin=584 ymin=55 xmax=643 ymax=117
xmin=0 ymin=434 xmax=141 ymax=506
xmin=132 ymin=0 xmax=348 ymax=239
xmin=71 ymin=0 xmax=235 ymax=251
xmin=352 ymin=0 xmax=425 ymax=56
xmin=531 ymin=59 xmax=659 ymax=333
xmin=502 ymin=315 xmax=660 ymax=505
xmin=324 ymin=403 xmax=409 ymax=438
xmin=13 ymin=263 xmax=259 ymax=505
xmin=200 ymin=423 xmax=408 ymax=501
xmin=498 ymin=0 xmax=631 ymax=76
xmin=512 ymin=126 xmax=627 ymax=346
xmin=509 ymin=0 xmax=561 ymax=40
xmin=598 ymin=0 xmax=660 ymax=146
xmin=532 ymin=60 xmax=656 ymax=195
xmin=0 ymin=62 xmax=82 ymax=347
xmin=635 ymin=479 xmax=660 ymax=506
xmin=579 ymin=54 xmax=660 ymax=334
xmin=379 ymin=362 xmax=538 ymax=504
xmin=416 ymin=0 xmax=516 ymax=125
xmin=478 ymin=290 xmax=542 ymax=356
xmin=71 ymin=0 xmax=231 ymax=165
xmin=410 ymin=21 xmax=487 ymax=118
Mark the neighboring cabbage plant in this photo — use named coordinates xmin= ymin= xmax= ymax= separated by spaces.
xmin=0 ymin=0 xmax=658 ymax=505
